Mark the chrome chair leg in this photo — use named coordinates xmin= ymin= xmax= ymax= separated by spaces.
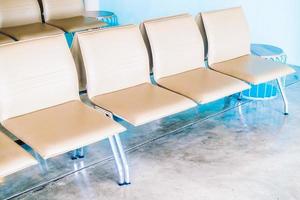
xmin=277 ymin=78 xmax=289 ymax=115
xmin=238 ymin=92 xmax=243 ymax=101
xmin=109 ymin=136 xmax=125 ymax=185
xmin=71 ymin=147 xmax=85 ymax=160
xmin=77 ymin=147 xmax=85 ymax=159
xmin=95 ymin=105 xmax=129 ymax=185
xmin=71 ymin=150 xmax=78 ymax=160
xmin=114 ymin=134 xmax=130 ymax=185
xmin=34 ymin=151 xmax=48 ymax=172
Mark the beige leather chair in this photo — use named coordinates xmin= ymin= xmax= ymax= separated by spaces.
xmin=143 ymin=14 xmax=249 ymax=105
xmin=201 ymin=7 xmax=295 ymax=114
xmin=0 ymin=33 xmax=14 ymax=45
xmin=0 ymin=132 xmax=37 ymax=178
xmin=74 ymin=25 xmax=197 ymax=126
xmin=41 ymin=0 xmax=106 ymax=33
xmin=0 ymin=35 xmax=129 ymax=185
xmin=0 ymin=0 xmax=63 ymax=41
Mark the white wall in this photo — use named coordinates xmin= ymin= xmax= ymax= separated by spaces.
xmin=84 ymin=0 xmax=101 ymax=11
xmin=101 ymin=0 xmax=300 ymax=65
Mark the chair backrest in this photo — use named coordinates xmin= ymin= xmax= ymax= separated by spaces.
xmin=0 ymin=0 xmax=42 ymax=28
xmin=41 ymin=0 xmax=84 ymax=22
xmin=143 ymin=14 xmax=205 ymax=81
xmin=139 ymin=14 xmax=190 ymax=73
xmin=0 ymin=35 xmax=80 ymax=122
xmin=201 ymin=7 xmax=251 ymax=66
xmin=75 ymin=25 xmax=150 ymax=99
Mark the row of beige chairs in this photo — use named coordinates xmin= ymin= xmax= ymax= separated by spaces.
xmin=0 ymin=0 xmax=105 ymax=42
xmin=0 ymin=7 xmax=295 ymax=186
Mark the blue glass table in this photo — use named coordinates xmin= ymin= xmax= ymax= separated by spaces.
xmin=65 ymin=11 xmax=119 ymax=47
xmin=85 ymin=11 xmax=119 ymax=27
xmin=241 ymin=44 xmax=287 ymax=100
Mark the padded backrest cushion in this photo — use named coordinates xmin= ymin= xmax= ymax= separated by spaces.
xmin=0 ymin=0 xmax=42 ymax=28
xmin=77 ymin=25 xmax=150 ymax=99
xmin=0 ymin=35 xmax=79 ymax=122
xmin=144 ymin=14 xmax=205 ymax=81
xmin=140 ymin=14 xmax=191 ymax=73
xmin=201 ymin=7 xmax=251 ymax=65
xmin=42 ymin=0 xmax=84 ymax=21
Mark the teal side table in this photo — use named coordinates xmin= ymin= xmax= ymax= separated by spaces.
xmin=85 ymin=11 xmax=119 ymax=27
xmin=65 ymin=11 xmax=119 ymax=47
xmin=251 ymin=44 xmax=287 ymax=63
xmin=242 ymin=44 xmax=287 ymax=100
xmin=97 ymin=11 xmax=119 ymax=26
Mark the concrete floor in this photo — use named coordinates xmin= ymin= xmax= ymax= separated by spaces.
xmin=1 ymin=69 xmax=300 ymax=200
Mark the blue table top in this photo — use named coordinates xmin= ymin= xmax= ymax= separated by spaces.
xmin=85 ymin=10 xmax=115 ymax=17
xmin=251 ymin=44 xmax=284 ymax=57
xmin=99 ymin=11 xmax=115 ymax=17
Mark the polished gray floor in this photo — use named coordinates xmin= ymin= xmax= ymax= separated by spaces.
xmin=1 ymin=68 xmax=300 ymax=200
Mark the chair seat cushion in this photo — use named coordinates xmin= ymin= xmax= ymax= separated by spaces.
xmin=0 ymin=23 xmax=63 ymax=41
xmin=2 ymin=100 xmax=125 ymax=159
xmin=210 ymin=55 xmax=295 ymax=85
xmin=91 ymin=83 xmax=197 ymax=126
xmin=0 ymin=132 xmax=37 ymax=178
xmin=158 ymin=68 xmax=250 ymax=104
xmin=47 ymin=16 xmax=106 ymax=33
xmin=0 ymin=34 xmax=14 ymax=45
